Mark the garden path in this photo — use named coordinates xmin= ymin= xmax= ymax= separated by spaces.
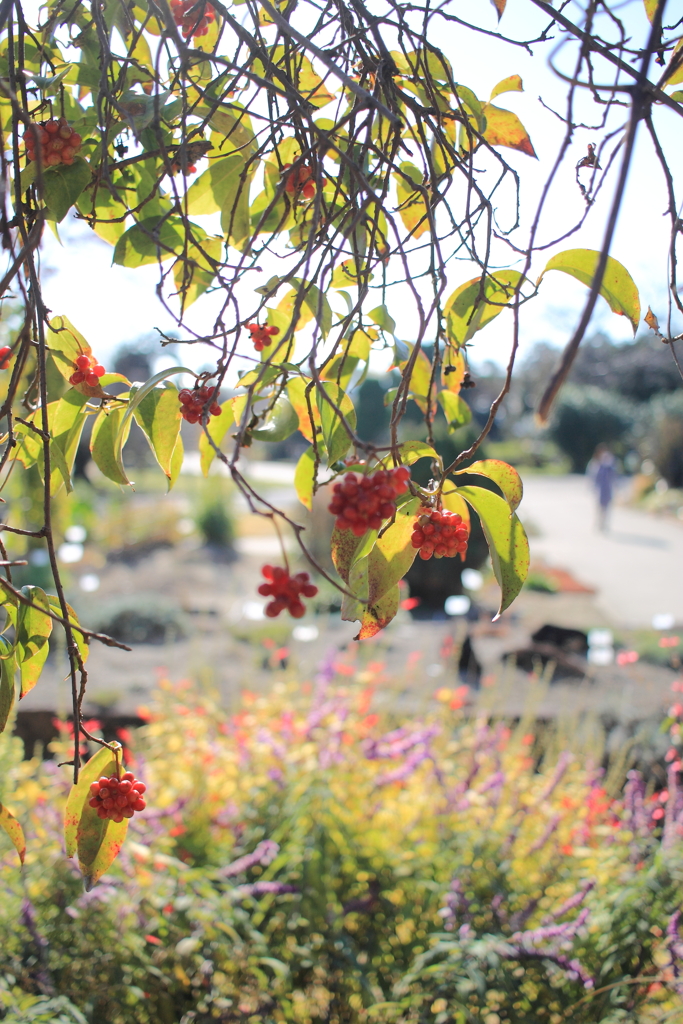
xmin=519 ymin=474 xmax=683 ymax=629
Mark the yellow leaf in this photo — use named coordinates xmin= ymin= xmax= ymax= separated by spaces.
xmin=490 ymin=75 xmax=523 ymax=101
xmin=539 ymin=249 xmax=641 ymax=334
xmin=0 ymin=804 xmax=25 ymax=864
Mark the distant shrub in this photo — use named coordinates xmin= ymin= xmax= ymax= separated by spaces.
xmin=195 ymin=498 xmax=235 ymax=548
xmin=649 ymin=391 xmax=683 ymax=488
xmin=550 ymin=385 xmax=634 ymax=473
xmin=0 ymin=670 xmax=682 ymax=1022
xmin=90 ymin=594 xmax=187 ymax=644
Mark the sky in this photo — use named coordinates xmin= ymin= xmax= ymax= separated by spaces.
xmin=33 ymin=0 xmax=683 ymax=376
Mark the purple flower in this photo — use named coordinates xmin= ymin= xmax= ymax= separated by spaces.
xmin=231 ymin=881 xmax=297 ymax=899
xmin=221 ymin=839 xmax=279 ymax=877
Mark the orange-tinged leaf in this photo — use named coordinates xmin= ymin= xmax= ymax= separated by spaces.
xmin=457 ymin=485 xmax=529 ymax=617
xmin=490 ymin=0 xmax=506 ymax=19
xmin=397 ymin=344 xmax=435 ymax=413
xmin=81 ymin=816 xmax=128 ymax=892
xmin=287 ymin=377 xmax=322 ymax=444
xmin=453 ymin=459 xmax=523 ymax=513
xmin=482 ymin=103 xmax=536 ymax=157
xmin=356 ymin=584 xmax=400 ymax=640
xmin=663 ymin=41 xmax=683 ymax=87
xmin=645 ymin=306 xmax=662 ymax=336
xmin=540 ymin=249 xmax=640 ymax=334
xmin=490 ymin=75 xmax=523 ymax=101
xmin=64 ymin=743 xmax=120 ymax=858
xmin=367 ymin=513 xmax=420 ymax=607
xmin=642 ymin=0 xmax=658 ymax=21
xmin=0 ymin=804 xmax=25 ymax=864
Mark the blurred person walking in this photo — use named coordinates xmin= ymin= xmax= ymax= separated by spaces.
xmin=589 ymin=445 xmax=618 ymax=532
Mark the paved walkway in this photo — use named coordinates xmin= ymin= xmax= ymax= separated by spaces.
xmin=519 ymin=475 xmax=683 ymax=629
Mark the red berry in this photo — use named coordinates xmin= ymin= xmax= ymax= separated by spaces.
xmin=410 ymin=508 xmax=469 ymax=561
xmin=85 ymin=371 xmax=99 ymax=386
xmin=87 ymin=772 xmax=148 ymax=821
xmin=328 ymin=467 xmax=411 ymax=536
xmin=93 ymin=364 xmax=106 ymax=377
xmin=258 ymin=565 xmax=318 ymax=618
xmin=0 ymin=346 xmax=11 ymax=367
xmin=247 ymin=322 xmax=279 ymax=352
xmin=69 ymin=370 xmax=85 ymax=385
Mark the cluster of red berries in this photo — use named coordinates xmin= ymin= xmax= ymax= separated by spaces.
xmin=258 ymin=565 xmax=318 ymax=618
xmin=284 ymin=163 xmax=315 ymax=200
xmin=24 ymin=117 xmax=82 ymax=167
xmin=247 ymin=322 xmax=280 ymax=352
xmin=69 ymin=353 xmax=106 ymax=387
xmin=0 ymin=345 xmax=11 ymax=370
xmin=328 ymin=467 xmax=411 ymax=537
xmin=170 ymin=0 xmax=215 ymax=38
xmin=178 ymin=384 xmax=221 ymax=423
xmin=411 ymin=508 xmax=469 ymax=560
xmin=88 ymin=771 xmax=147 ymax=823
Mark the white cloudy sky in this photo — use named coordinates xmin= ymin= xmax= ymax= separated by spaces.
xmin=33 ymin=0 xmax=683 ymax=376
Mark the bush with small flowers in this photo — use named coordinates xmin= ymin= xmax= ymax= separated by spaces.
xmin=328 ymin=466 xmax=411 ymax=536
xmin=24 ymin=117 xmax=82 ymax=167
xmin=178 ymin=385 xmax=221 ymax=423
xmin=284 ymin=163 xmax=316 ymax=200
xmin=88 ymin=771 xmax=147 ymax=823
xmin=410 ymin=508 xmax=469 ymax=560
xmin=247 ymin=322 xmax=280 ymax=352
xmin=258 ymin=564 xmax=318 ymax=618
xmin=170 ymin=0 xmax=215 ymax=38
xmin=69 ymin=353 xmax=106 ymax=387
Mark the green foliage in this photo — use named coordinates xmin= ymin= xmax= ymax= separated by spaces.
xmin=0 ymin=677 xmax=682 ymax=1022
xmin=550 ymin=385 xmax=634 ymax=473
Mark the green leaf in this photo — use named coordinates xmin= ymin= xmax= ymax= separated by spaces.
xmin=539 ymin=249 xmax=641 ymax=334
xmin=90 ymin=405 xmax=132 ymax=486
xmin=366 ymin=512 xmax=419 ymax=607
xmin=0 ymin=636 xmax=15 ymax=734
xmin=452 ymin=458 xmax=523 ymax=513
xmin=490 ymin=74 xmax=523 ymax=100
xmin=0 ymin=804 xmax=25 ymax=864
xmin=64 ymin=743 xmax=129 ymax=890
xmin=169 ymin=434 xmax=184 ymax=491
xmin=438 ymin=390 xmax=472 ymax=432
xmin=396 ymin=344 xmax=435 ymax=414
xmin=199 ymin=401 xmax=234 ymax=476
xmin=173 ymin=236 xmax=222 ymax=312
xmin=294 ymin=445 xmax=317 ymax=510
xmin=185 ymin=154 xmax=245 ymax=215
xmin=395 ymin=161 xmax=429 ymax=239
xmin=133 ymin=385 xmax=182 ymax=481
xmin=368 ymin=305 xmax=396 ymax=334
xmin=42 ymin=157 xmax=91 ymax=222
xmin=317 ymin=382 xmax=357 ymax=466
xmin=444 ymin=270 xmax=524 ymax=347
xmin=482 ymin=103 xmax=536 ymax=157
xmin=113 ymin=215 xmax=186 ymax=268
xmin=16 ymin=586 xmax=53 ymax=699
xmin=250 ymin=394 xmax=299 ymax=442
xmin=380 ymin=440 xmax=439 ymax=468
xmin=49 ymin=389 xmax=89 ymax=495
xmin=456 ymin=484 xmax=529 ymax=617
xmin=330 ymin=259 xmax=374 ymax=289
xmin=292 ymin=279 xmax=333 ymax=339
xmin=331 ymin=524 xmax=372 ymax=586
xmin=115 ymin=367 xmax=194 ymax=481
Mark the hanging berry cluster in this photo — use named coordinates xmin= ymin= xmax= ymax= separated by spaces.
xmin=69 ymin=353 xmax=106 ymax=387
xmin=411 ymin=509 xmax=469 ymax=560
xmin=178 ymin=385 xmax=221 ymax=423
xmin=284 ymin=163 xmax=316 ymax=200
xmin=170 ymin=0 xmax=215 ymax=38
xmin=24 ymin=118 xmax=82 ymax=167
xmin=247 ymin=322 xmax=280 ymax=352
xmin=88 ymin=772 xmax=147 ymax=823
xmin=329 ymin=467 xmax=411 ymax=536
xmin=258 ymin=565 xmax=318 ymax=618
